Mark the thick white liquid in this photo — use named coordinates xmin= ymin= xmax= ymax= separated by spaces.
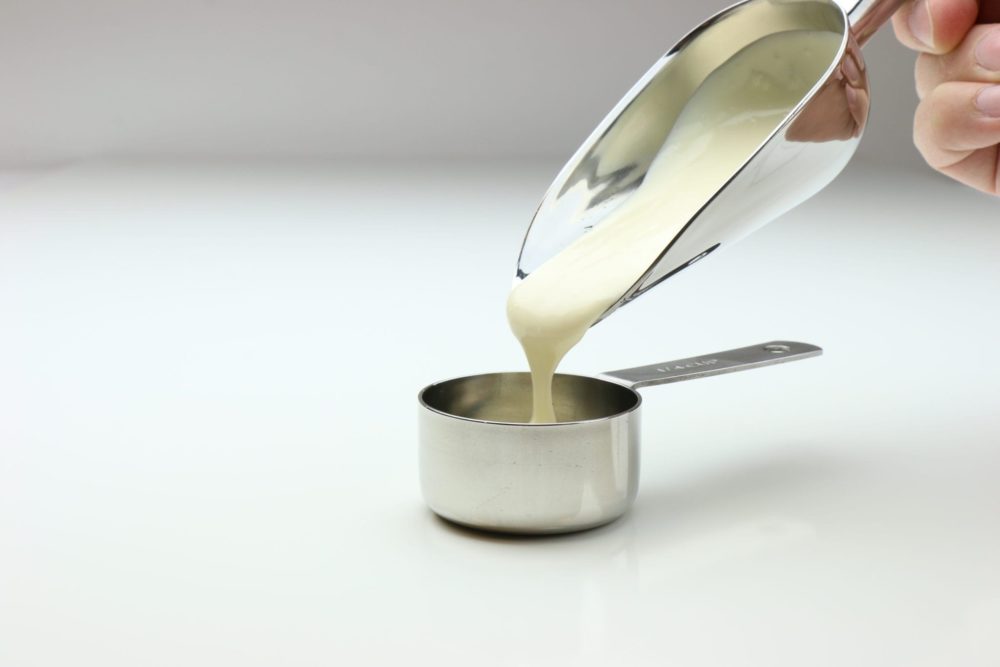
xmin=507 ymin=30 xmax=841 ymax=423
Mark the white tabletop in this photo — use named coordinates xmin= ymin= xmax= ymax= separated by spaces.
xmin=2 ymin=158 xmax=998 ymax=666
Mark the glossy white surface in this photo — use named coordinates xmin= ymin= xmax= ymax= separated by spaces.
xmin=1 ymin=159 xmax=999 ymax=666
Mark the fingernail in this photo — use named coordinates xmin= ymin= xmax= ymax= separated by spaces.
xmin=975 ymin=30 xmax=1000 ymax=71
xmin=975 ymin=85 xmax=1000 ymax=117
xmin=908 ymin=0 xmax=934 ymax=49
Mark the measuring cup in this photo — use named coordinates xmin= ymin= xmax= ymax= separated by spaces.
xmin=516 ymin=0 xmax=904 ymax=326
xmin=419 ymin=341 xmax=820 ymax=534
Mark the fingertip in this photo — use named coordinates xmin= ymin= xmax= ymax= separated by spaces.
xmin=927 ymin=0 xmax=980 ymax=53
xmin=893 ymin=0 xmax=979 ymax=53
xmin=914 ymin=81 xmax=1000 ymax=169
xmin=913 ymin=84 xmax=965 ymax=168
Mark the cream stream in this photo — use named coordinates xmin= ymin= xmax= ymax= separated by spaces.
xmin=507 ymin=29 xmax=841 ymax=423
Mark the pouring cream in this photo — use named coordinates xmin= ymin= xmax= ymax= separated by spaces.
xmin=507 ymin=29 xmax=842 ymax=423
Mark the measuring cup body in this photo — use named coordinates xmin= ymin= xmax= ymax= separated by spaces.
xmin=419 ymin=372 xmax=641 ymax=534
xmin=418 ymin=342 xmax=822 ymax=535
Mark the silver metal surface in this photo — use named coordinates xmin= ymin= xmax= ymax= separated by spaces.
xmin=837 ymin=0 xmax=906 ymax=45
xmin=600 ymin=341 xmax=822 ymax=389
xmin=419 ymin=341 xmax=822 ymax=534
xmin=514 ymin=0 xmax=904 ymax=325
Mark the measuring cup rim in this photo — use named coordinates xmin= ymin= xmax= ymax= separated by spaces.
xmin=417 ymin=371 xmax=642 ymax=428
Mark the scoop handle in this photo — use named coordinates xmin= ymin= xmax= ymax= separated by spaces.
xmin=600 ymin=341 xmax=822 ymax=390
xmin=837 ymin=0 xmax=907 ymax=46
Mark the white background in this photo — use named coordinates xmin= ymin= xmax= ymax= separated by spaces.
xmin=3 ymin=160 xmax=1000 ymax=666
xmin=3 ymin=1 xmax=1000 ymax=665
xmin=2 ymin=0 xmax=921 ymax=166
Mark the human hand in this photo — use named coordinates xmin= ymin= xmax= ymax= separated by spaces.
xmin=893 ymin=0 xmax=1000 ymax=194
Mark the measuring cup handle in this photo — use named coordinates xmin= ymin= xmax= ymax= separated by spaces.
xmin=600 ymin=341 xmax=822 ymax=390
xmin=836 ymin=0 xmax=907 ymax=46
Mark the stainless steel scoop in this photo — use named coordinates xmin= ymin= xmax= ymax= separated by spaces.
xmin=515 ymin=0 xmax=904 ymax=324
xmin=419 ymin=341 xmax=821 ymax=534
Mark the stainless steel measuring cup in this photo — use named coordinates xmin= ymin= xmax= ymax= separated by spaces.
xmin=516 ymin=0 xmax=904 ymax=326
xmin=419 ymin=341 xmax=821 ymax=534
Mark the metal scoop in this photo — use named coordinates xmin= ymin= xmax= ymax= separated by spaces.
xmin=515 ymin=0 xmax=904 ymax=324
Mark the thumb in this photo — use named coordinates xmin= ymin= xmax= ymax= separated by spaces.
xmin=892 ymin=0 xmax=980 ymax=53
